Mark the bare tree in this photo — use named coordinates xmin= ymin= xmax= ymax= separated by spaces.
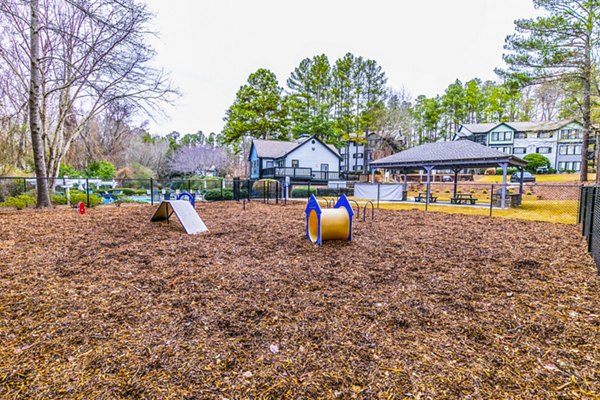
xmin=125 ymin=133 xmax=170 ymax=177
xmin=169 ymin=145 xmax=228 ymax=177
xmin=0 ymin=0 xmax=176 ymax=206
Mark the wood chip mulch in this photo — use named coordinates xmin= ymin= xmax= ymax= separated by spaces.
xmin=0 ymin=202 xmax=598 ymax=399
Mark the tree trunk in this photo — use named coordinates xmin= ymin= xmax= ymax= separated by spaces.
xmin=29 ymin=0 xmax=51 ymax=207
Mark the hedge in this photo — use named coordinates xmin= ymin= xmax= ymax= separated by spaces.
xmin=0 ymin=194 xmax=36 ymax=209
xmin=291 ymin=186 xmax=317 ymax=198
xmin=203 ymin=188 xmax=248 ymax=201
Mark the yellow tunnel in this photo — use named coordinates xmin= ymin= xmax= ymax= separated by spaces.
xmin=307 ymin=208 xmax=351 ymax=243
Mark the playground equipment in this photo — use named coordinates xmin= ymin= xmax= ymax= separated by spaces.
xmin=151 ymin=200 xmax=208 ymax=234
xmin=305 ymin=194 xmax=354 ymax=245
xmin=177 ymin=191 xmax=195 ymax=207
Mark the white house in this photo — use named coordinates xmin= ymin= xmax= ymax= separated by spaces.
xmin=248 ymin=135 xmax=341 ymax=181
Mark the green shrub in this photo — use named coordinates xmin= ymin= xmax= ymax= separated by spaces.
xmin=51 ymin=193 xmax=67 ymax=205
xmin=457 ymin=189 xmax=462 ymax=193
xmin=106 ymin=188 xmax=146 ymax=196
xmin=70 ymin=192 xmax=102 ymax=207
xmin=482 ymin=189 xmax=488 ymax=194
xmin=444 ymin=189 xmax=450 ymax=193
xmin=291 ymin=186 xmax=317 ymax=198
xmin=495 ymin=167 xmax=519 ymax=175
xmin=470 ymin=189 xmax=475 ymax=193
xmin=523 ymin=154 xmax=550 ymax=173
xmin=435 ymin=189 xmax=440 ymax=193
xmin=526 ymin=191 xmax=533 ymax=195
xmin=1 ymin=194 xmax=36 ymax=209
xmin=203 ymin=188 xmax=234 ymax=201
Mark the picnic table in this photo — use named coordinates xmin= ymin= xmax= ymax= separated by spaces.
xmin=451 ymin=193 xmax=477 ymax=205
xmin=414 ymin=192 xmax=437 ymax=203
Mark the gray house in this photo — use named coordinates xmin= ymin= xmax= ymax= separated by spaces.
xmin=455 ymin=120 xmax=591 ymax=172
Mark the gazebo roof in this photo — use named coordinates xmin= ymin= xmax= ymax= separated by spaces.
xmin=370 ymin=140 xmax=527 ymax=170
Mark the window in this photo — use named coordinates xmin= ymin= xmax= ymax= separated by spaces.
xmin=513 ymin=147 xmax=526 ymax=154
xmin=536 ymin=147 xmax=552 ymax=154
xmin=559 ymin=161 xmax=581 ymax=171
xmin=559 ymin=128 xmax=583 ymax=140
xmin=353 ymin=165 xmax=363 ymax=171
xmin=320 ymin=163 xmax=329 ymax=172
xmin=291 ymin=159 xmax=299 ymax=168
xmin=492 ymin=146 xmax=512 ymax=154
xmin=559 ymin=145 xmax=581 ymax=155
xmin=265 ymin=160 xmax=273 ymax=168
xmin=474 ymin=134 xmax=487 ymax=144
xmin=537 ymin=131 xmax=553 ymax=138
xmin=514 ymin=132 xmax=527 ymax=139
xmin=491 ymin=131 xmax=512 ymax=141
xmin=352 ymin=153 xmax=364 ymax=159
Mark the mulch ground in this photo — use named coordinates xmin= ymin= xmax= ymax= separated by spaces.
xmin=0 ymin=201 xmax=598 ymax=399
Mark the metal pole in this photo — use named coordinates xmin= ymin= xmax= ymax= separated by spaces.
xmin=23 ymin=178 xmax=26 ymax=194
xmin=425 ymin=166 xmax=432 ymax=211
xmin=489 ymin=184 xmax=494 ymax=217
xmin=150 ymin=178 xmax=154 ymax=205
xmin=377 ymin=183 xmax=380 ymax=209
xmin=500 ymin=163 xmax=508 ymax=209
xmin=188 ymin=179 xmax=191 ymax=194
xmin=86 ymin=178 xmax=90 ymax=207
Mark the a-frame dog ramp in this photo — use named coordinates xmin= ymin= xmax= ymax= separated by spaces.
xmin=151 ymin=200 xmax=208 ymax=234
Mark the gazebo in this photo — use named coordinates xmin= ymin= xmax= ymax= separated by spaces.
xmin=369 ymin=140 xmax=528 ymax=208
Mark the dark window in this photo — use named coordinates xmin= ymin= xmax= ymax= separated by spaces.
xmin=536 ymin=147 xmax=551 ymax=154
xmin=513 ymin=147 xmax=526 ymax=154
xmin=291 ymin=159 xmax=299 ymax=168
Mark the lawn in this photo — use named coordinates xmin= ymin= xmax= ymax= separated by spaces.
xmin=0 ymin=203 xmax=598 ymax=398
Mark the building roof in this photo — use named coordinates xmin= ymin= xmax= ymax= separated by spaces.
xmin=370 ymin=140 xmax=527 ymax=169
xmin=460 ymin=120 xmax=577 ymax=135
xmin=251 ymin=135 xmax=341 ymax=159
xmin=252 ymin=139 xmax=296 ymax=158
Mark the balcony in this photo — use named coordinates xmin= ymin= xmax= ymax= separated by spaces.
xmin=262 ymin=167 xmax=340 ymax=181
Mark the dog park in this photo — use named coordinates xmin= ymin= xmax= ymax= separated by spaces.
xmin=0 ymin=197 xmax=598 ymax=398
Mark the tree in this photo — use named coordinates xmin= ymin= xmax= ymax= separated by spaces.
xmin=169 ymin=145 xmax=227 ymax=177
xmin=0 ymin=0 xmax=176 ymax=206
xmin=286 ymin=55 xmax=334 ymax=140
xmin=524 ymin=153 xmax=550 ymax=173
xmin=222 ymin=68 xmax=288 ymax=146
xmin=499 ymin=0 xmax=600 ymax=182
xmin=85 ymin=160 xmax=116 ymax=179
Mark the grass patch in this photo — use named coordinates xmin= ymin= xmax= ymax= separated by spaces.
xmin=474 ymin=173 xmax=592 ymax=184
xmin=372 ymin=200 xmax=578 ymax=224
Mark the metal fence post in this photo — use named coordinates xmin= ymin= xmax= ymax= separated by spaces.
xmin=86 ymin=178 xmax=90 ymax=207
xmin=377 ymin=183 xmax=380 ymax=209
xmin=308 ymin=183 xmax=311 ymax=199
xmin=22 ymin=178 xmax=26 ymax=194
xmin=150 ymin=178 xmax=154 ymax=205
xmin=489 ymin=184 xmax=494 ymax=217
xmin=188 ymin=179 xmax=191 ymax=194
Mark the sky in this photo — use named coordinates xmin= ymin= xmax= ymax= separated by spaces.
xmin=143 ymin=0 xmax=538 ymax=136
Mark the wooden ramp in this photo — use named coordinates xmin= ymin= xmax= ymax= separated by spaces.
xmin=151 ymin=200 xmax=208 ymax=234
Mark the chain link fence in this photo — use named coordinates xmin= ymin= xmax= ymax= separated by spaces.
xmin=0 ymin=176 xmax=582 ymax=225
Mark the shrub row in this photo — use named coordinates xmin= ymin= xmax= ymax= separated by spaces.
xmin=203 ymin=188 xmax=248 ymax=201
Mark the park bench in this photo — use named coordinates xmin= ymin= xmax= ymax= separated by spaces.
xmin=414 ymin=192 xmax=437 ymax=203
xmin=451 ymin=193 xmax=477 ymax=205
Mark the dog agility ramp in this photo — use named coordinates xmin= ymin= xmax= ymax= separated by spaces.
xmin=151 ymin=200 xmax=208 ymax=234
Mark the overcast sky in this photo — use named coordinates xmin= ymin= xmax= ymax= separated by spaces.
xmin=143 ymin=0 xmax=538 ymax=136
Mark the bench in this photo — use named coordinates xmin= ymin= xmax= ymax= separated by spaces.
xmin=414 ymin=192 xmax=438 ymax=203
xmin=451 ymin=193 xmax=477 ymax=205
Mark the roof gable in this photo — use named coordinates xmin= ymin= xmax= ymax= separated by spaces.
xmin=249 ymin=135 xmax=341 ymax=160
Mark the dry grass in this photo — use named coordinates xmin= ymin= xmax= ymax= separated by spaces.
xmin=373 ymin=200 xmax=579 ymax=224
xmin=475 ymin=173 xmax=594 ymax=184
xmin=0 ymin=202 xmax=598 ymax=399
